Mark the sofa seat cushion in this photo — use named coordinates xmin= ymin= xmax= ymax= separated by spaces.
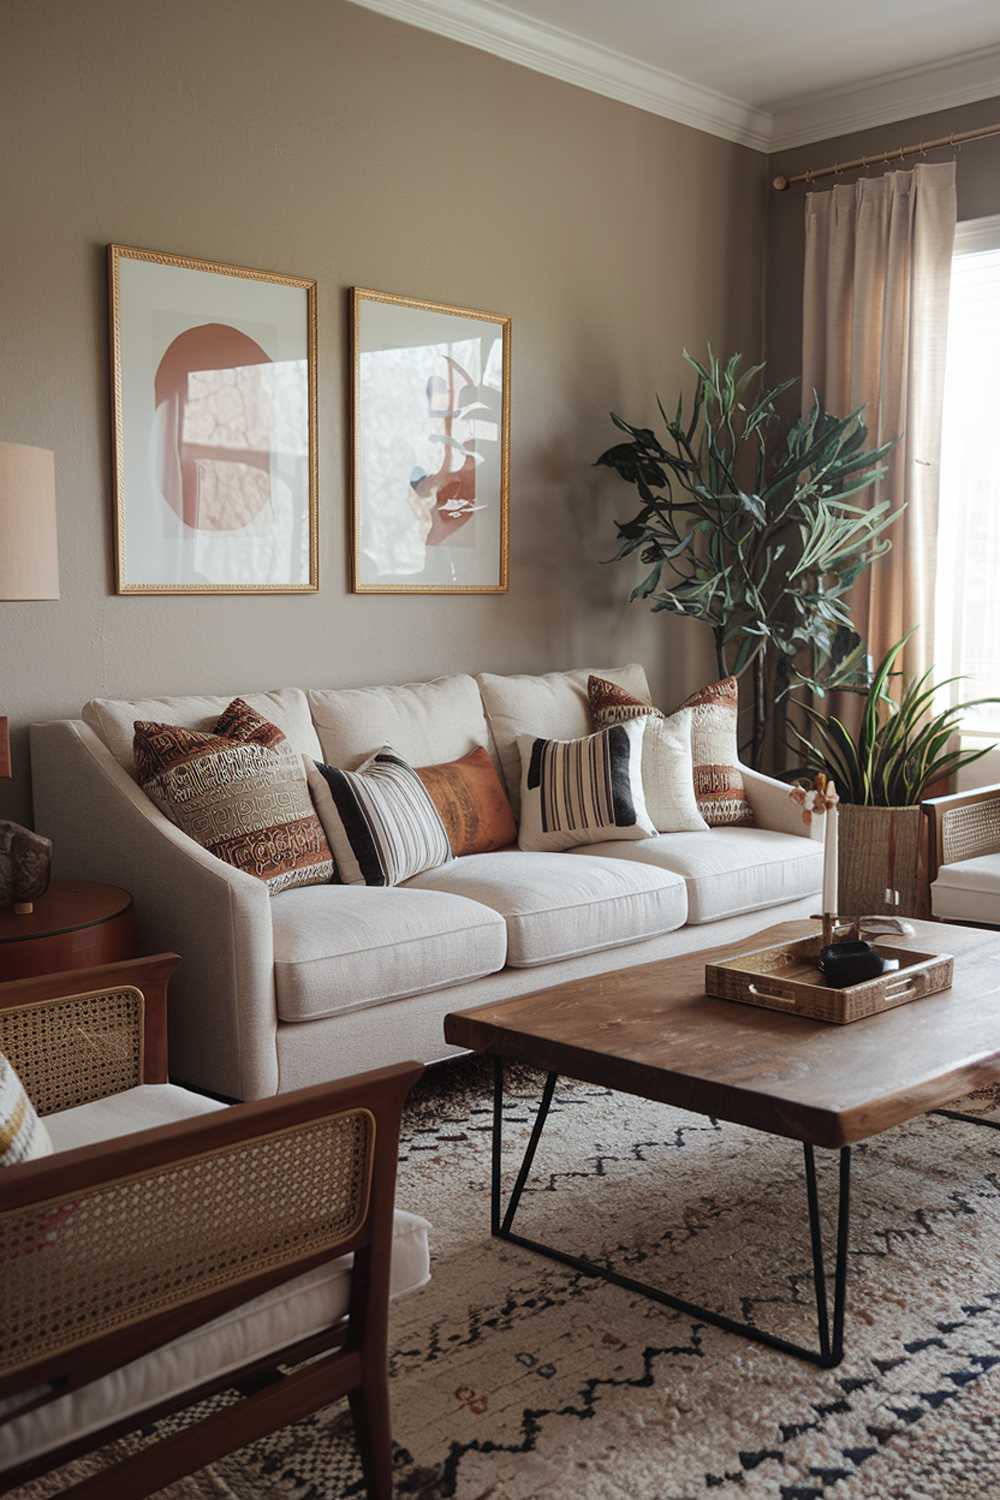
xmin=405 ymin=849 xmax=687 ymax=966
xmin=45 ymin=1084 xmax=226 ymax=1154
xmin=931 ymin=853 xmax=1000 ymax=925
xmin=571 ymin=827 xmax=822 ymax=924
xmin=272 ymin=885 xmax=507 ymax=1022
xmin=0 ymin=1208 xmax=430 ymax=1469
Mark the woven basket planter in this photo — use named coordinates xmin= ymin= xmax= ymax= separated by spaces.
xmin=838 ymin=804 xmax=929 ymax=919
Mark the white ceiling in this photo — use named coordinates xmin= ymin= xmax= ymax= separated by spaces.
xmin=348 ymin=0 xmax=1000 ymax=150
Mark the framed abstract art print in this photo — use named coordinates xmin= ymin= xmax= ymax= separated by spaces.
xmin=108 ymin=244 xmax=318 ymax=594
xmin=351 ymin=288 xmax=510 ymax=593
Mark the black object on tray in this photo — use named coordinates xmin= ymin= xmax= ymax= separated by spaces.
xmin=818 ymin=940 xmax=900 ymax=989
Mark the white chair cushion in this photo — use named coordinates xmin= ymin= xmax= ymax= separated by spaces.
xmin=0 ymin=1208 xmax=430 ymax=1468
xmin=572 ymin=827 xmax=822 ymax=924
xmin=477 ymin=664 xmax=652 ymax=818
xmin=82 ymin=688 xmax=322 ymax=775
xmin=405 ymin=849 xmax=687 ymax=966
xmin=272 ymin=884 xmax=507 ymax=1022
xmin=931 ymin=853 xmax=1000 ymax=925
xmin=44 ymin=1084 xmax=227 ymax=1154
xmin=308 ymin=673 xmax=497 ymax=772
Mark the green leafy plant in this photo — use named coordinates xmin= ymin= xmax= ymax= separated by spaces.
xmin=597 ymin=348 xmax=899 ymax=766
xmin=787 ymin=635 xmax=999 ymax=805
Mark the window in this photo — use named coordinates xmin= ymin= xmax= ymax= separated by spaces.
xmin=936 ymin=214 xmax=1000 ymax=781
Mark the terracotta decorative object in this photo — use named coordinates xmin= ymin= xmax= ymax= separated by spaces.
xmin=0 ymin=822 xmax=53 ymax=915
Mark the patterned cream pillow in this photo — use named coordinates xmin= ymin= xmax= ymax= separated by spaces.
xmin=516 ymin=720 xmax=656 ymax=852
xmin=134 ymin=698 xmax=334 ymax=894
xmin=588 ymin=676 xmax=707 ymax=833
xmin=589 ymin=673 xmax=752 ymax=828
xmin=1 ymin=1054 xmax=53 ymax=1166
xmin=677 ymin=676 xmax=753 ymax=827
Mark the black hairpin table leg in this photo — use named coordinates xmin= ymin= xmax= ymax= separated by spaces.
xmin=490 ymin=1057 xmax=852 ymax=1368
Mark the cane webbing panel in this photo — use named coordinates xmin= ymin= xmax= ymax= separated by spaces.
xmin=1 ymin=1108 xmax=374 ymax=1379
xmin=0 ymin=987 xmax=144 ymax=1116
xmin=941 ymin=798 xmax=1000 ymax=866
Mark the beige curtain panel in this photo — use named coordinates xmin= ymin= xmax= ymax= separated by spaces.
xmin=802 ymin=160 xmax=957 ymax=697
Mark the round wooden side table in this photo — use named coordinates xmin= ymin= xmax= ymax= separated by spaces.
xmin=0 ymin=881 xmax=136 ymax=981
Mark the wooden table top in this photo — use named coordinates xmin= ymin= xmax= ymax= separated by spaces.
xmin=444 ymin=919 xmax=1000 ymax=1148
xmin=0 ymin=881 xmax=132 ymax=944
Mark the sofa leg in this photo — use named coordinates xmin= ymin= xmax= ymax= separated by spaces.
xmin=349 ymin=1370 xmax=394 ymax=1500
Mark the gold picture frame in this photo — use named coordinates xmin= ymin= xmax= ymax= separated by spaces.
xmin=108 ymin=243 xmax=319 ymax=595
xmin=351 ymin=287 xmax=510 ymax=594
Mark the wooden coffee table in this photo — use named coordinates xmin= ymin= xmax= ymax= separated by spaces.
xmin=444 ymin=918 xmax=1000 ymax=1368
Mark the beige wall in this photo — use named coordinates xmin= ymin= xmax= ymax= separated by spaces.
xmin=767 ymin=95 xmax=1000 ymax=396
xmin=0 ymin=0 xmax=766 ymax=826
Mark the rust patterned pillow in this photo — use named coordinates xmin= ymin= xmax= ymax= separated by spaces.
xmin=134 ymin=698 xmax=334 ymax=894
xmin=416 ymin=746 xmax=517 ymax=856
xmin=677 ymin=676 xmax=753 ymax=827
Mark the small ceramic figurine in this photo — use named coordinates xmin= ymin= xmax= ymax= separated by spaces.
xmin=0 ymin=821 xmax=53 ymax=915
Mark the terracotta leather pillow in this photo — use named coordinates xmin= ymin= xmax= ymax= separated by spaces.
xmin=417 ymin=746 xmax=517 ymax=857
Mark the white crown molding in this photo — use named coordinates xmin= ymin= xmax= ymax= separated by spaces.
xmin=347 ymin=0 xmax=1000 ymax=157
xmin=768 ymin=43 xmax=1000 ymax=153
xmin=346 ymin=0 xmax=774 ymax=150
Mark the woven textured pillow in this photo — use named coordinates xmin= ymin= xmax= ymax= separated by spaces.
xmin=309 ymin=746 xmax=453 ymax=887
xmin=589 ymin=672 xmax=752 ymax=828
xmin=516 ymin=719 xmax=656 ymax=853
xmin=416 ymin=747 xmax=517 ymax=857
xmin=1 ymin=1054 xmax=53 ymax=1167
xmin=677 ymin=676 xmax=753 ymax=827
xmin=134 ymin=698 xmax=334 ymax=894
xmin=587 ymin=676 xmax=707 ymax=833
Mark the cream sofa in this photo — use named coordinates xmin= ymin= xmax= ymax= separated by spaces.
xmin=31 ymin=665 xmax=823 ymax=1100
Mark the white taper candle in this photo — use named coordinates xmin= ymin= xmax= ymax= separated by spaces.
xmin=822 ymin=790 xmax=839 ymax=916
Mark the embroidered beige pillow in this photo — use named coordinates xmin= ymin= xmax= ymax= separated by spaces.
xmin=134 ymin=698 xmax=335 ymax=894
xmin=676 ymin=676 xmax=753 ymax=826
xmin=587 ymin=676 xmax=708 ymax=833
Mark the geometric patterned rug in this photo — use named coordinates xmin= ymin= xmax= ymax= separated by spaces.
xmin=15 ymin=1057 xmax=1000 ymax=1499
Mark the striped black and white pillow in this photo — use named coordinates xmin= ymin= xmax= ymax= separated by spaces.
xmin=516 ymin=719 xmax=656 ymax=852
xmin=308 ymin=746 xmax=453 ymax=886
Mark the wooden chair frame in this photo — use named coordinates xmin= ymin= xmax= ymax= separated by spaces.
xmin=922 ymin=783 xmax=1000 ymax=925
xmin=0 ymin=954 xmax=423 ymax=1499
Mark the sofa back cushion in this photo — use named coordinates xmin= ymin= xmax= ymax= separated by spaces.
xmin=477 ymin=664 xmax=652 ymax=818
xmin=308 ymin=674 xmax=496 ymax=772
xmin=84 ymin=688 xmax=321 ymax=775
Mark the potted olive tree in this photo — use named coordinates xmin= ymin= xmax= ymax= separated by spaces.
xmin=789 ymin=637 xmax=999 ymax=916
xmin=596 ymin=349 xmax=898 ymax=766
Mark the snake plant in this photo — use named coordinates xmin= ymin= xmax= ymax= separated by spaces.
xmin=787 ymin=635 xmax=999 ymax=805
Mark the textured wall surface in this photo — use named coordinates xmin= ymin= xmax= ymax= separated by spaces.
xmin=1 ymin=0 xmax=766 ymax=825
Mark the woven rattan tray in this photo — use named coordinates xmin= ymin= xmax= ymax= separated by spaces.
xmin=705 ymin=934 xmax=954 ymax=1024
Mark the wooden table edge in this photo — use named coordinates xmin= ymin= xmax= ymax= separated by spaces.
xmin=443 ymin=1013 xmax=1000 ymax=1150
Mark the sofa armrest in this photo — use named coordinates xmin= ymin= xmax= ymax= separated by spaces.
xmin=742 ymin=766 xmax=823 ymax=841
xmin=0 ymin=1061 xmax=422 ymax=1404
xmin=922 ymin=783 xmax=1000 ymax=884
xmin=30 ymin=721 xmax=277 ymax=1099
xmin=0 ymin=954 xmax=177 ymax=1113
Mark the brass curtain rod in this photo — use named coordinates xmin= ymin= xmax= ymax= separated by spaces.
xmin=771 ymin=119 xmax=1000 ymax=191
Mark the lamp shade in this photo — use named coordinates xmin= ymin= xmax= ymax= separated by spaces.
xmin=0 ymin=443 xmax=59 ymax=600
